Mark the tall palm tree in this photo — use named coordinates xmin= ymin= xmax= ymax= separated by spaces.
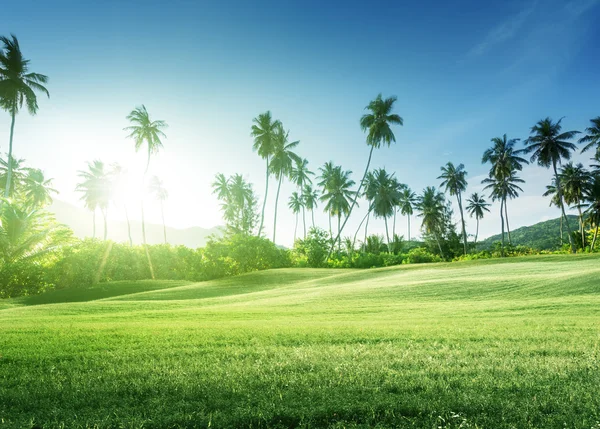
xmin=269 ymin=124 xmax=300 ymax=244
xmin=251 ymin=111 xmax=281 ymax=237
xmin=560 ymin=162 xmax=592 ymax=247
xmin=110 ymin=163 xmax=133 ymax=246
xmin=212 ymin=173 xmax=258 ymax=235
xmin=391 ymin=178 xmax=406 ymax=239
xmin=438 ymin=162 xmax=468 ymax=254
xmin=76 ymin=160 xmax=111 ymax=240
xmin=399 ymin=187 xmax=417 ymax=242
xmin=289 ymin=158 xmax=314 ymax=238
xmin=23 ymin=168 xmax=57 ymax=209
xmin=524 ymin=117 xmax=580 ymax=253
xmin=124 ymin=105 xmax=167 ymax=278
xmin=579 ymin=117 xmax=600 ymax=159
xmin=320 ymin=166 xmax=356 ymax=252
xmin=365 ymin=168 xmax=401 ymax=251
xmin=149 ymin=176 xmax=169 ymax=244
xmin=0 ymin=34 xmax=49 ymax=199
xmin=465 ymin=192 xmax=490 ymax=245
xmin=332 ymin=94 xmax=403 ymax=252
xmin=582 ymin=173 xmax=600 ymax=251
xmin=0 ymin=155 xmax=27 ymax=197
xmin=302 ymin=184 xmax=319 ymax=229
xmin=416 ymin=186 xmax=446 ymax=257
xmin=543 ymin=178 xmax=564 ymax=243
xmin=288 ymin=191 xmax=303 ymax=242
xmin=317 ymin=161 xmax=337 ymax=238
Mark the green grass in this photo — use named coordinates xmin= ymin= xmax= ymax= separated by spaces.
xmin=1 ymin=254 xmax=600 ymax=428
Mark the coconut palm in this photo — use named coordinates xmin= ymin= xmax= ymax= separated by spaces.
xmin=269 ymin=124 xmax=300 ymax=244
xmin=0 ymin=155 xmax=27 ymax=197
xmin=0 ymin=34 xmax=49 ymax=199
xmin=289 ymin=158 xmax=314 ymax=238
xmin=320 ymin=166 xmax=356 ymax=252
xmin=579 ymin=117 xmax=600 ymax=158
xmin=399 ymin=187 xmax=417 ymax=242
xmin=582 ymin=173 xmax=600 ymax=250
xmin=251 ymin=111 xmax=281 ymax=237
xmin=391 ymin=178 xmax=406 ymax=239
xmin=465 ymin=192 xmax=490 ymax=245
xmin=110 ymin=163 xmax=133 ymax=246
xmin=560 ymin=162 xmax=592 ymax=247
xmin=364 ymin=168 xmax=401 ymax=251
xmin=302 ymin=184 xmax=319 ymax=229
xmin=124 ymin=105 xmax=167 ymax=278
xmin=317 ymin=161 xmax=337 ymax=238
xmin=416 ymin=186 xmax=446 ymax=257
xmin=543 ymin=178 xmax=564 ymax=242
xmin=332 ymin=94 xmax=403 ymax=252
xmin=76 ymin=160 xmax=111 ymax=240
xmin=288 ymin=191 xmax=303 ymax=242
xmin=438 ymin=162 xmax=468 ymax=254
xmin=212 ymin=173 xmax=257 ymax=236
xmin=23 ymin=169 xmax=57 ymax=209
xmin=524 ymin=117 xmax=580 ymax=253
xmin=149 ymin=176 xmax=169 ymax=244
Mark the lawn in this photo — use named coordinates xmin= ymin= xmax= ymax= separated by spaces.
xmin=1 ymin=254 xmax=600 ymax=428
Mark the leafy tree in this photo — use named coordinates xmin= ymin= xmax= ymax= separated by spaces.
xmin=149 ymin=176 xmax=169 ymax=244
xmin=332 ymin=94 xmax=403 ymax=253
xmin=289 ymin=158 xmax=313 ymax=238
xmin=110 ymin=163 xmax=133 ymax=246
xmin=560 ymin=162 xmax=592 ymax=248
xmin=0 ymin=34 xmax=49 ymax=199
xmin=212 ymin=173 xmax=258 ymax=236
xmin=320 ymin=165 xmax=356 ymax=252
xmin=364 ymin=168 xmax=400 ymax=251
xmin=251 ymin=111 xmax=281 ymax=237
xmin=270 ymin=124 xmax=300 ymax=244
xmin=76 ymin=160 xmax=111 ymax=240
xmin=524 ymin=117 xmax=580 ymax=253
xmin=579 ymin=117 xmax=600 ymax=159
xmin=288 ymin=191 xmax=303 ymax=242
xmin=302 ymin=184 xmax=319 ymax=229
xmin=416 ymin=187 xmax=447 ymax=257
xmin=124 ymin=105 xmax=168 ymax=278
xmin=438 ymin=162 xmax=468 ymax=254
xmin=465 ymin=192 xmax=490 ymax=245
xmin=399 ymin=187 xmax=417 ymax=242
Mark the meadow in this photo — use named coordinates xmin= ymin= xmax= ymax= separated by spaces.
xmin=1 ymin=254 xmax=600 ymax=429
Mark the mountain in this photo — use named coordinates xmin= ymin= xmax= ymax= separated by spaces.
xmin=479 ymin=215 xmax=579 ymax=250
xmin=48 ymin=200 xmax=222 ymax=248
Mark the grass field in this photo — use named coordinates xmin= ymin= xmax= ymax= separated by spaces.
xmin=1 ymin=254 xmax=600 ymax=428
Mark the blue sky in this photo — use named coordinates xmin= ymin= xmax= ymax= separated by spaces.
xmin=1 ymin=0 xmax=599 ymax=246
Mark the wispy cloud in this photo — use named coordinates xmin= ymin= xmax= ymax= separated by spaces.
xmin=565 ymin=0 xmax=600 ymax=17
xmin=468 ymin=2 xmax=537 ymax=57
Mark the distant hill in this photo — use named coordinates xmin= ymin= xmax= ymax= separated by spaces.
xmin=48 ymin=200 xmax=222 ymax=248
xmin=479 ymin=215 xmax=579 ymax=250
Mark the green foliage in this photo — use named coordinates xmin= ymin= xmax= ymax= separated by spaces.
xmin=293 ymin=227 xmax=330 ymax=267
xmin=403 ymin=247 xmax=443 ymax=264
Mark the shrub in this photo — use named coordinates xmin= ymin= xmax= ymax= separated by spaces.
xmin=293 ymin=227 xmax=330 ymax=268
xmin=0 ymin=261 xmax=53 ymax=299
xmin=403 ymin=247 xmax=443 ymax=264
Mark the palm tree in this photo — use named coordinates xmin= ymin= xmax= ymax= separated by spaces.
xmin=23 ymin=169 xmax=57 ymax=209
xmin=124 ymin=105 xmax=167 ymax=278
xmin=0 ymin=34 xmax=49 ymax=199
xmin=332 ymin=94 xmax=403 ymax=252
xmin=465 ymin=192 xmax=490 ymax=245
xmin=288 ymin=191 xmax=303 ymax=242
xmin=438 ymin=162 xmax=468 ymax=254
xmin=391 ymin=178 xmax=406 ymax=239
xmin=524 ymin=117 xmax=580 ymax=253
xmin=317 ymin=161 xmax=337 ymax=238
xmin=269 ymin=124 xmax=300 ymax=244
xmin=76 ymin=160 xmax=111 ymax=240
xmin=416 ymin=186 xmax=446 ymax=257
xmin=289 ymin=158 xmax=314 ymax=238
xmin=251 ymin=111 xmax=281 ymax=237
xmin=110 ymin=163 xmax=133 ymax=246
xmin=580 ymin=117 xmax=600 ymax=158
xmin=399 ymin=187 xmax=417 ymax=242
xmin=543 ymin=178 xmax=564 ymax=243
xmin=302 ymin=184 xmax=319 ymax=229
xmin=582 ymin=173 xmax=600 ymax=251
xmin=320 ymin=166 xmax=356 ymax=252
xmin=0 ymin=155 xmax=27 ymax=197
xmin=212 ymin=173 xmax=257 ymax=235
xmin=364 ymin=168 xmax=400 ymax=251
xmin=560 ymin=162 xmax=592 ymax=248
xmin=149 ymin=176 xmax=169 ymax=244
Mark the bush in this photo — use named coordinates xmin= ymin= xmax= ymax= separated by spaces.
xmin=403 ymin=248 xmax=443 ymax=264
xmin=293 ymin=227 xmax=330 ymax=268
xmin=0 ymin=261 xmax=53 ymax=299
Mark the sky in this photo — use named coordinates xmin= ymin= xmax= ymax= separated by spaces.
xmin=1 ymin=0 xmax=599 ymax=247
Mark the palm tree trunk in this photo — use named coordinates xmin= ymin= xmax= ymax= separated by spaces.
xmin=353 ymin=209 xmax=371 ymax=251
xmin=407 ymin=215 xmax=411 ymax=243
xmin=384 ymin=217 xmax=391 ymax=253
xmin=330 ymin=145 xmax=375 ymax=256
xmin=560 ymin=215 xmax=563 ymax=243
xmin=294 ymin=212 xmax=298 ymax=242
xmin=474 ymin=218 xmax=479 ymax=245
xmin=124 ymin=205 xmax=133 ymax=246
xmin=258 ymin=157 xmax=270 ymax=237
xmin=500 ymin=199 xmax=505 ymax=258
xmin=553 ymin=162 xmax=576 ymax=253
xmin=311 ymin=210 xmax=315 ymax=229
xmin=161 ymin=201 xmax=167 ymax=244
xmin=457 ymin=193 xmax=467 ymax=254
xmin=435 ymin=233 xmax=444 ymax=258
xmin=328 ymin=214 xmax=332 ymax=239
xmin=4 ymin=110 xmax=16 ymax=198
xmin=393 ymin=209 xmax=397 ymax=239
xmin=592 ymin=219 xmax=598 ymax=251
xmin=364 ymin=210 xmax=371 ymax=245
xmin=577 ymin=203 xmax=585 ymax=248
xmin=302 ymin=206 xmax=306 ymax=239
xmin=92 ymin=210 xmax=96 ymax=239
xmin=141 ymin=201 xmax=155 ymax=279
xmin=504 ymin=199 xmax=511 ymax=245
xmin=272 ymin=174 xmax=283 ymax=244
xmin=337 ymin=212 xmax=341 ymax=253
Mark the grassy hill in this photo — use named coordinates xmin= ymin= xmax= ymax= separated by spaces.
xmin=479 ymin=215 xmax=579 ymax=250
xmin=1 ymin=254 xmax=600 ymax=428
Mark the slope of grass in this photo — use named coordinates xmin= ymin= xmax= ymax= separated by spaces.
xmin=1 ymin=254 xmax=600 ymax=428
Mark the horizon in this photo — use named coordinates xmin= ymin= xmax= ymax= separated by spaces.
xmin=1 ymin=0 xmax=599 ymax=247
